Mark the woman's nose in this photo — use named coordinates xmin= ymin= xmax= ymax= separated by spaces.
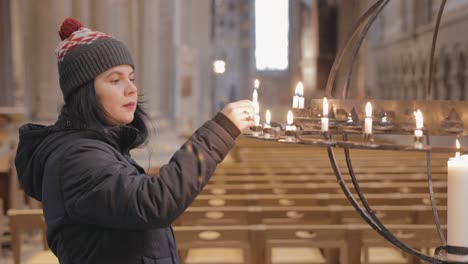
xmin=125 ymin=79 xmax=138 ymax=95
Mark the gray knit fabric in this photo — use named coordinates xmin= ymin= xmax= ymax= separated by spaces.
xmin=58 ymin=38 xmax=134 ymax=101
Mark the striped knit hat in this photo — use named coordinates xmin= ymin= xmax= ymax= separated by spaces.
xmin=55 ymin=18 xmax=134 ymax=101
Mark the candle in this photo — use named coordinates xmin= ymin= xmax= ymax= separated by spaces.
xmin=286 ymin=110 xmax=293 ymax=131
xmin=297 ymin=82 xmax=304 ymax=109
xmin=254 ymin=101 xmax=260 ymax=127
xmin=264 ymin=110 xmax=271 ymax=128
xmin=292 ymin=82 xmax=304 ymax=109
xmin=447 ymin=140 xmax=468 ymax=261
xmin=364 ymin=102 xmax=372 ymax=134
xmin=252 ymin=79 xmax=260 ymax=103
xmin=413 ymin=109 xmax=424 ymax=149
xmin=321 ymin=97 xmax=329 ymax=132
xmin=264 ymin=109 xmax=272 ymax=139
xmin=254 ymin=79 xmax=260 ymax=89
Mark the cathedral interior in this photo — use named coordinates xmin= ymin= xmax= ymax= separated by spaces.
xmin=1 ymin=0 xmax=468 ymax=263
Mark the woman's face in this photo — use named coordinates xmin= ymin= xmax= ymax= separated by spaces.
xmin=94 ymin=64 xmax=137 ymax=126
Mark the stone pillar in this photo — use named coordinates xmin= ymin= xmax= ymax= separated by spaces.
xmin=158 ymin=0 xmax=174 ymax=117
xmin=172 ymin=0 xmax=182 ymax=121
xmin=138 ymin=0 xmax=161 ymax=120
xmin=0 ymin=0 xmax=14 ymax=107
xmin=10 ymin=0 xmax=26 ymax=109
xmin=26 ymin=0 xmax=71 ymax=122
xmin=71 ymin=0 xmax=90 ymax=25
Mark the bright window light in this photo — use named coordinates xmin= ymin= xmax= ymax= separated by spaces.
xmin=255 ymin=0 xmax=289 ymax=71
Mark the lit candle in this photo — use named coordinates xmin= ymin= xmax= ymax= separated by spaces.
xmin=297 ymin=82 xmax=304 ymax=109
xmin=364 ymin=102 xmax=372 ymax=134
xmin=264 ymin=109 xmax=272 ymax=139
xmin=286 ymin=110 xmax=294 ymax=131
xmin=447 ymin=140 xmax=468 ymax=261
xmin=414 ymin=109 xmax=423 ymax=137
xmin=252 ymin=79 xmax=259 ymax=103
xmin=321 ymin=97 xmax=329 ymax=132
xmin=264 ymin=110 xmax=271 ymax=128
xmin=381 ymin=114 xmax=388 ymax=123
xmin=254 ymin=101 xmax=260 ymax=127
xmin=413 ymin=109 xmax=423 ymax=148
xmin=252 ymin=89 xmax=258 ymax=104
xmin=254 ymin=79 xmax=260 ymax=89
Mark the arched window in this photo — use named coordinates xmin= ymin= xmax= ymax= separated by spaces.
xmin=255 ymin=0 xmax=289 ymax=71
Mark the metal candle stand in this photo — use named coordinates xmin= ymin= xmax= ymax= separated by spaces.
xmin=248 ymin=0 xmax=468 ymax=262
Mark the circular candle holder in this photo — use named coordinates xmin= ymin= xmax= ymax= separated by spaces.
xmin=249 ymin=125 xmax=263 ymax=137
xmin=245 ymin=0 xmax=468 ymax=262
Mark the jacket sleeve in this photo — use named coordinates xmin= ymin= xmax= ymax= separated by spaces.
xmin=60 ymin=114 xmax=239 ymax=229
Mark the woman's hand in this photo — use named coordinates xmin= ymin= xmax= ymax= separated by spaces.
xmin=221 ymin=100 xmax=256 ymax=131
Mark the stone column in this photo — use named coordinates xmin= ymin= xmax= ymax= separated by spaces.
xmin=10 ymin=0 xmax=26 ymax=110
xmin=0 ymin=0 xmax=14 ymax=107
xmin=138 ymin=0 xmax=161 ymax=120
xmin=71 ymin=0 xmax=90 ymax=25
xmin=158 ymin=0 xmax=174 ymax=117
xmin=172 ymin=0 xmax=182 ymax=121
xmin=27 ymin=0 xmax=71 ymax=122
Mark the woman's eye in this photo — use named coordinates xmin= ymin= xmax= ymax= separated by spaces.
xmin=130 ymin=78 xmax=136 ymax=83
xmin=111 ymin=79 xmax=120 ymax=84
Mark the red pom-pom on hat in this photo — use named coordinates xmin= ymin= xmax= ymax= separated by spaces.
xmin=59 ymin=18 xmax=84 ymax=40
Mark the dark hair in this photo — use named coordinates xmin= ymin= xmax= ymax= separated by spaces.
xmin=59 ymin=81 xmax=150 ymax=148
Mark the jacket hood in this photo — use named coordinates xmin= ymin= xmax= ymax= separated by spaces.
xmin=15 ymin=124 xmax=59 ymax=201
xmin=15 ymin=117 xmax=141 ymax=201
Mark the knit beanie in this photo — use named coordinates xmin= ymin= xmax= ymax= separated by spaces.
xmin=55 ymin=18 xmax=134 ymax=101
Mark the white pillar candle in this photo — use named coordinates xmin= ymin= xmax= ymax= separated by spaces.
xmin=264 ymin=110 xmax=271 ymax=128
xmin=254 ymin=101 xmax=260 ymax=126
xmin=364 ymin=102 xmax=372 ymax=134
xmin=321 ymin=118 xmax=329 ymax=132
xmin=292 ymin=95 xmax=299 ymax=109
xmin=253 ymin=79 xmax=259 ymax=103
xmin=447 ymin=148 xmax=468 ymax=261
xmin=321 ymin=97 xmax=329 ymax=132
xmin=298 ymin=97 xmax=304 ymax=109
xmin=413 ymin=109 xmax=424 ymax=148
xmin=286 ymin=110 xmax=295 ymax=142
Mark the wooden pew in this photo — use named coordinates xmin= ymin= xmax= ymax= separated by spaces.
xmin=201 ymin=181 xmax=447 ymax=195
xmin=178 ymin=205 xmax=447 ymax=226
xmin=176 ymin=225 xmax=252 ymax=264
xmin=191 ymin=193 xmax=448 ymax=207
xmin=7 ymin=209 xmax=58 ymax=264
xmin=174 ymin=224 xmax=446 ymax=264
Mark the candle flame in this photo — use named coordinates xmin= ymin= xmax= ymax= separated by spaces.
xmin=295 ymin=82 xmax=304 ymax=97
xmin=287 ymin=110 xmax=293 ymax=125
xmin=266 ymin=109 xmax=271 ymax=124
xmin=323 ymin=97 xmax=328 ymax=117
xmin=414 ymin=109 xmax=423 ymax=129
xmin=456 ymin=139 xmax=461 ymax=158
xmin=382 ymin=115 xmax=388 ymax=123
xmin=365 ymin=102 xmax=372 ymax=118
xmin=254 ymin=101 xmax=259 ymax=114
xmin=254 ymin=79 xmax=259 ymax=89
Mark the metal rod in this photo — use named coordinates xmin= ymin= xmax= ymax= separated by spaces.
xmin=327 ymin=145 xmax=441 ymax=263
xmin=325 ymin=0 xmax=385 ymax=97
xmin=342 ymin=0 xmax=390 ymax=99
xmin=425 ymin=135 xmax=447 ymax=245
xmin=426 ymin=0 xmax=447 ymax=100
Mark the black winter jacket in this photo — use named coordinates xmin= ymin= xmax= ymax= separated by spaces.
xmin=15 ymin=113 xmax=240 ymax=264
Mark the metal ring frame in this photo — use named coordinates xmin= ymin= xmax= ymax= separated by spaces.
xmin=250 ymin=0 xmax=468 ymax=262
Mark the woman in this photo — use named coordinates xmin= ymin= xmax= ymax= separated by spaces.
xmin=15 ymin=18 xmax=254 ymax=264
